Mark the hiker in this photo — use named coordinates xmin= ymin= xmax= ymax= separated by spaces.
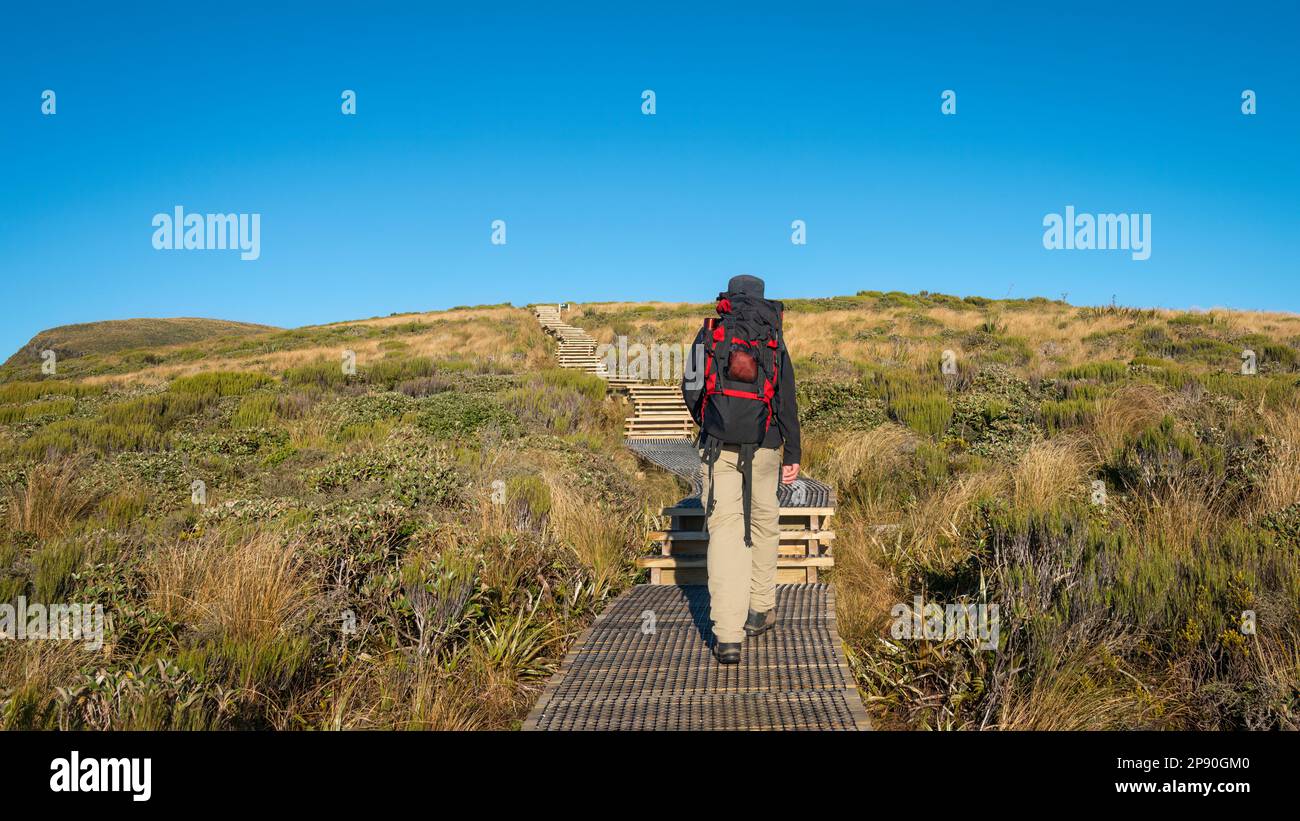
xmin=682 ymin=274 xmax=800 ymax=665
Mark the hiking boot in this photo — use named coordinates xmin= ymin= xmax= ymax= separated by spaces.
xmin=744 ymin=609 xmax=777 ymax=637
xmin=712 ymin=641 xmax=742 ymax=665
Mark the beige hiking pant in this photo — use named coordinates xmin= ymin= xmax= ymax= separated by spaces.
xmin=699 ymin=444 xmax=781 ymax=643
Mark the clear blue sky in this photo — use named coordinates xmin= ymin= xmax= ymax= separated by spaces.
xmin=2 ymin=1 xmax=1297 ymax=358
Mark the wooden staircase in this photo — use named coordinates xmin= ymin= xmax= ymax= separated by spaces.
xmin=533 ymin=305 xmax=608 ymax=377
xmin=623 ymin=384 xmax=696 ymax=439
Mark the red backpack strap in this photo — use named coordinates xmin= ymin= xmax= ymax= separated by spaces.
xmin=761 ymin=336 xmax=781 ymax=432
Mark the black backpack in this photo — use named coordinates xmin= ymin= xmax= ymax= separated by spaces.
xmin=695 ymin=292 xmax=783 ymax=442
xmin=683 ymin=290 xmax=785 ymax=546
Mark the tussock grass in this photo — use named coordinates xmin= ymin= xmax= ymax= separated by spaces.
xmin=1259 ymin=406 xmax=1300 ymax=514
xmin=170 ymin=371 xmax=273 ymax=397
xmin=901 ymin=472 xmax=1003 ymax=574
xmin=147 ymin=531 xmax=313 ymax=643
xmin=4 ymin=294 xmax=1300 ymax=731
xmin=546 ymin=477 xmax=634 ymax=601
xmin=0 ymin=398 xmax=76 ymax=424
xmin=1088 ymin=382 xmax=1170 ymax=462
xmin=1011 ymin=438 xmax=1085 ymax=513
xmin=5 ymin=459 xmax=98 ymax=539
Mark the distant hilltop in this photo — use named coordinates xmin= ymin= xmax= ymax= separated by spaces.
xmin=4 ymin=317 xmax=278 ymax=367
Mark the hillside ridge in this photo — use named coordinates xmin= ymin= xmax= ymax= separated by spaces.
xmin=5 ymin=316 xmax=279 ymax=367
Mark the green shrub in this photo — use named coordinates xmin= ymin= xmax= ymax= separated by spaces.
xmin=311 ymin=444 xmax=465 ymax=508
xmin=414 ymin=393 xmax=517 ymax=439
xmin=232 ymin=394 xmax=278 ymax=428
xmin=0 ymin=381 xmax=104 ymax=403
xmin=16 ymin=419 xmax=163 ymax=458
xmin=889 ymin=392 xmax=953 ymax=438
xmin=170 ymin=371 xmax=273 ymax=397
xmin=324 ymin=392 xmax=413 ymax=430
xmin=1060 ymin=361 xmax=1128 ymax=382
xmin=1040 ymin=398 xmax=1097 ymax=434
xmin=948 ymin=365 xmax=1041 ymax=459
xmin=0 ymin=399 xmax=76 ymax=424
xmin=796 ymin=380 xmax=887 ymax=431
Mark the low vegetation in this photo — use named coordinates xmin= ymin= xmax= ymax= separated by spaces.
xmin=2 ymin=295 xmax=1298 ymax=729
xmin=0 ymin=304 xmax=678 ymax=729
xmin=577 ymin=293 xmax=1300 ymax=730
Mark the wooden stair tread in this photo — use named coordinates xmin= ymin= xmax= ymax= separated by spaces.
xmin=635 ymin=555 xmax=835 ymax=569
xmin=647 ymin=529 xmax=835 ymax=541
xmin=662 ymin=505 xmax=836 ymax=517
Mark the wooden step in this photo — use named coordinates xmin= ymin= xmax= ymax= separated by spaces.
xmin=625 ymin=417 xmax=693 ymax=424
xmin=646 ymin=529 xmax=836 ymax=543
xmin=637 ymin=555 xmax=834 ymax=569
xmin=662 ymin=505 xmax=837 ymax=518
xmin=634 ymin=554 xmax=833 ymax=585
xmin=625 ymin=427 xmax=695 ymax=435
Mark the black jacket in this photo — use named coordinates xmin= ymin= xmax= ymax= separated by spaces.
xmin=683 ymin=326 xmax=802 ymax=466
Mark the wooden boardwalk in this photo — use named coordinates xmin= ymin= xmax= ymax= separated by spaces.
xmin=523 ymin=584 xmax=869 ymax=730
xmin=527 ymin=305 xmax=867 ymax=730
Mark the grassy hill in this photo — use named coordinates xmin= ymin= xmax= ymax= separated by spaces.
xmin=1 ymin=293 xmax=1297 ymax=730
xmin=3 ymin=317 xmax=280 ymax=377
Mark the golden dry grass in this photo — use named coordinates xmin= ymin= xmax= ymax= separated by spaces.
xmin=79 ymin=305 xmax=537 ymax=388
xmin=830 ymin=511 xmax=904 ymax=651
xmin=545 ymin=475 xmax=631 ymax=600
xmin=6 ymin=459 xmax=97 ymax=539
xmin=570 ymin=298 xmax=1300 ymax=379
xmin=1123 ymin=489 xmax=1220 ymax=558
xmin=1088 ymin=382 xmax=1171 ymax=463
xmin=1259 ymin=406 xmax=1300 ymax=514
xmin=995 ymin=644 xmax=1175 ymax=730
xmin=823 ymin=423 xmax=918 ymax=490
xmin=900 ymin=472 xmax=1005 ymax=573
xmin=1011 ymin=438 xmax=1086 ymax=513
xmin=147 ymin=532 xmax=313 ymax=642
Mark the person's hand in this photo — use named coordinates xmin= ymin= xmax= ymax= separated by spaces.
xmin=781 ymin=463 xmax=800 ymax=484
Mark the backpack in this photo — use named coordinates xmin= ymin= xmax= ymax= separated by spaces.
xmin=695 ymin=291 xmax=784 ymax=444
xmin=683 ymin=290 xmax=784 ymax=547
